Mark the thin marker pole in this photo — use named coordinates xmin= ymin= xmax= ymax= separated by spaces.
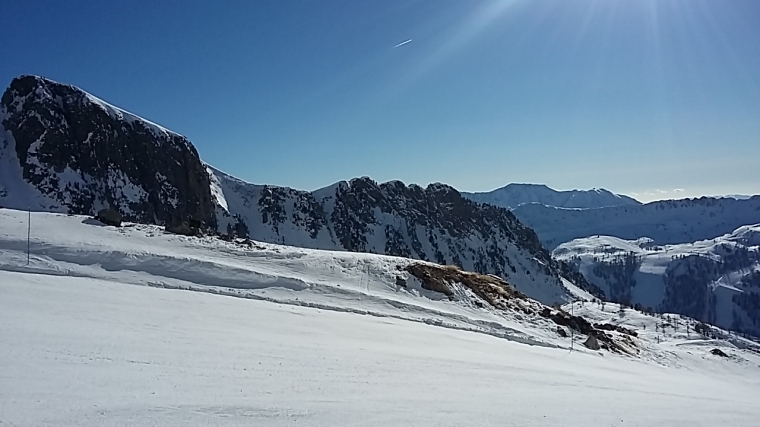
xmin=570 ymin=300 xmax=574 ymax=352
xmin=27 ymin=208 xmax=31 ymax=265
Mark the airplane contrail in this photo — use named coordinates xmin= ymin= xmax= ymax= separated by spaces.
xmin=393 ymin=39 xmax=412 ymax=48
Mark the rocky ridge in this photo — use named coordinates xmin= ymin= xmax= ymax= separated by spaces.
xmin=210 ymin=166 xmax=602 ymax=305
xmin=0 ymin=75 xmax=599 ymax=306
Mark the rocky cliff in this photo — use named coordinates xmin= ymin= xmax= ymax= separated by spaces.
xmin=0 ymin=75 xmax=214 ymax=226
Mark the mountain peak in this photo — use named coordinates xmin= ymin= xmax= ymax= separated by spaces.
xmin=463 ymin=183 xmax=640 ymax=210
xmin=0 ymin=74 xmax=214 ymax=226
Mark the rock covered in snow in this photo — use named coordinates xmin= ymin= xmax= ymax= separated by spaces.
xmin=0 ymin=75 xmax=215 ymax=226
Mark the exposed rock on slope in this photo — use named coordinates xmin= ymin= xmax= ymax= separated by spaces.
xmin=404 ymin=263 xmax=526 ymax=305
xmin=210 ymin=166 xmax=602 ymax=305
xmin=404 ymin=262 xmax=639 ymax=354
xmin=0 ymin=75 xmax=214 ymax=226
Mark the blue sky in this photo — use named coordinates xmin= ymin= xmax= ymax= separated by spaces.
xmin=1 ymin=0 xmax=759 ymax=202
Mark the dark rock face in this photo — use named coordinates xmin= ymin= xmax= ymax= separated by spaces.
xmin=96 ymin=208 xmax=122 ymax=227
xmin=166 ymin=218 xmax=202 ymax=236
xmin=0 ymin=75 xmax=214 ymax=226
xmin=258 ymin=185 xmax=326 ymax=239
xmin=710 ymin=348 xmax=728 ymax=357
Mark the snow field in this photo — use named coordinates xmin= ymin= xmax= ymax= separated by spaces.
xmin=1 ymin=208 xmax=760 ymax=425
xmin=3 ymin=272 xmax=760 ymax=427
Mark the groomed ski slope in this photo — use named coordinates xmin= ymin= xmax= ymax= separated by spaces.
xmin=1 ymin=209 xmax=760 ymax=426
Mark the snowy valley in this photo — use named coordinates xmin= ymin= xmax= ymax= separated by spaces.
xmin=554 ymin=225 xmax=760 ymax=338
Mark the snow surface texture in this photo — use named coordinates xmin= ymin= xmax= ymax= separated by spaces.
xmin=554 ymin=226 xmax=760 ymax=337
xmin=1 ymin=208 xmax=760 ymax=426
xmin=464 ymin=183 xmax=641 ymax=210
xmin=513 ymin=197 xmax=760 ymax=250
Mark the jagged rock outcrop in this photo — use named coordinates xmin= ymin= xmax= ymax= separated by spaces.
xmin=211 ymin=167 xmax=602 ymax=305
xmin=403 ymin=262 xmax=638 ymax=354
xmin=0 ymin=75 xmax=214 ymax=226
xmin=584 ymin=335 xmax=601 ymax=350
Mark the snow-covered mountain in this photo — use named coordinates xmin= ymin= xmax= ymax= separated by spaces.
xmin=723 ymin=194 xmax=753 ymax=200
xmin=0 ymin=75 xmax=215 ymax=226
xmin=554 ymin=225 xmax=760 ymax=337
xmin=0 ymin=75 xmax=596 ymax=305
xmin=514 ymin=197 xmax=760 ymax=250
xmin=209 ymin=166 xmax=598 ymax=304
xmin=2 ymin=208 xmax=760 ymax=426
xmin=464 ymin=183 xmax=640 ymax=210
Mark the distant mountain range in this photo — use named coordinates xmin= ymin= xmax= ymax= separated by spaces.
xmin=511 ymin=197 xmax=760 ymax=250
xmin=0 ymin=75 xmax=596 ymax=305
xmin=463 ymin=183 xmax=640 ymax=210
xmin=485 ymin=183 xmax=760 ymax=338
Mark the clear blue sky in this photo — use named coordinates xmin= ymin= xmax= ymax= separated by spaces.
xmin=2 ymin=1 xmax=759 ymax=202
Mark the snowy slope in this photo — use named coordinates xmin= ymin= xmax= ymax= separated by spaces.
xmin=514 ymin=197 xmax=760 ymax=250
xmin=554 ymin=225 xmax=760 ymax=337
xmin=208 ymin=165 xmax=590 ymax=306
xmin=0 ymin=208 xmax=562 ymax=345
xmin=2 ymin=208 xmax=760 ymax=426
xmin=464 ymin=183 xmax=640 ymax=209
